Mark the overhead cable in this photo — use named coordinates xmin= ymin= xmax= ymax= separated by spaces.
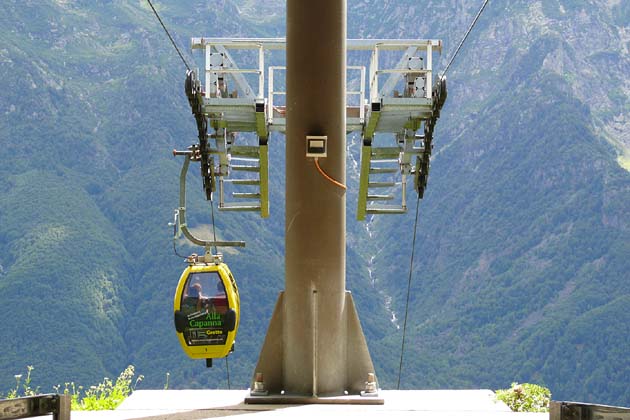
xmin=225 ymin=356 xmax=231 ymax=389
xmin=442 ymin=0 xmax=490 ymax=76
xmin=145 ymin=0 xmax=191 ymax=71
xmin=397 ymin=195 xmax=422 ymax=389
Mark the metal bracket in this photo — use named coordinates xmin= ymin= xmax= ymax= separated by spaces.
xmin=171 ymin=154 xmax=245 ymax=248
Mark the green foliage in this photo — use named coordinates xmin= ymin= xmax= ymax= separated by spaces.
xmin=496 ymin=383 xmax=551 ymax=413
xmin=2 ymin=365 xmax=141 ymax=411
xmin=67 ymin=365 xmax=143 ymax=411
xmin=2 ymin=366 xmax=39 ymax=399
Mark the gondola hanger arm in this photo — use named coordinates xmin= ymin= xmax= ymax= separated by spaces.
xmin=173 ymin=154 xmax=246 ymax=249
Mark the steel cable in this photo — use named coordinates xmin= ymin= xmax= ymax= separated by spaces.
xmin=397 ymin=195 xmax=422 ymax=389
xmin=442 ymin=0 xmax=490 ymax=76
xmin=145 ymin=0 xmax=191 ymax=71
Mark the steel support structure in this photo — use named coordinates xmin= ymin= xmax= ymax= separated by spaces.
xmin=246 ymin=0 xmax=379 ymax=402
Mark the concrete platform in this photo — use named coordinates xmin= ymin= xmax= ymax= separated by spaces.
xmin=64 ymin=390 xmax=548 ymax=420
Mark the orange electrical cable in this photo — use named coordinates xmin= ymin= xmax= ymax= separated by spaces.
xmin=314 ymin=158 xmax=347 ymax=190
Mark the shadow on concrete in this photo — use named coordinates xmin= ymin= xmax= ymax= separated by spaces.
xmin=125 ymin=401 xmax=284 ymax=420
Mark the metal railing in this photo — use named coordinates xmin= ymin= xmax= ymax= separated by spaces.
xmin=0 ymin=394 xmax=70 ymax=420
xmin=550 ymin=401 xmax=630 ymax=420
xmin=268 ymin=65 xmax=366 ymax=127
xmin=190 ymin=37 xmax=442 ymax=116
xmin=268 ymin=65 xmax=285 ymax=126
xmin=347 ymin=65 xmax=366 ymax=124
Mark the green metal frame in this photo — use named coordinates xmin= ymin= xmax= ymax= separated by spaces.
xmin=356 ymin=144 xmax=372 ymax=221
xmin=259 ymin=143 xmax=269 ymax=218
xmin=362 ymin=106 xmax=381 ymax=141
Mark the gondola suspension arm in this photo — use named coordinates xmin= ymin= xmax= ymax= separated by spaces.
xmin=171 ymin=152 xmax=246 ymax=249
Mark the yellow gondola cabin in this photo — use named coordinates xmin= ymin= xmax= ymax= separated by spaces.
xmin=173 ymin=255 xmax=239 ymax=366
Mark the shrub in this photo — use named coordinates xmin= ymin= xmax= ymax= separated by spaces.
xmin=65 ymin=365 xmax=143 ymax=410
xmin=496 ymin=382 xmax=551 ymax=412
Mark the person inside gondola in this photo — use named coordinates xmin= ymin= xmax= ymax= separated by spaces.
xmin=189 ymin=282 xmax=202 ymax=298
xmin=182 ymin=282 xmax=207 ymax=312
xmin=211 ymin=280 xmax=228 ymax=314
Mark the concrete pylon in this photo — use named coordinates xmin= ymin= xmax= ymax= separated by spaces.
xmin=247 ymin=0 xmax=378 ymax=400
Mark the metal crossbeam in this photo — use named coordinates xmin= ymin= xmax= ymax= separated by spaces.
xmin=191 ymin=38 xmax=442 ymax=51
xmin=367 ymin=205 xmax=407 ymax=214
xmin=186 ymin=37 xmax=445 ymax=220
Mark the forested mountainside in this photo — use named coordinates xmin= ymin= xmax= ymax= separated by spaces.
xmin=1 ymin=0 xmax=629 ymax=406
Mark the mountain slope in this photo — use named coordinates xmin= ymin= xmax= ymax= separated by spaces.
xmin=0 ymin=170 xmax=130 ymax=387
xmin=1 ymin=0 xmax=629 ymax=406
xmin=362 ymin=0 xmax=630 ymax=405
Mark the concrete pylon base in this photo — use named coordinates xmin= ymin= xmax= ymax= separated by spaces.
xmin=244 ymin=393 xmax=384 ymax=405
xmin=246 ymin=291 xmax=382 ymax=404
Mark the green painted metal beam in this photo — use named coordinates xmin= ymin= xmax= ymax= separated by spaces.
xmin=362 ymin=105 xmax=381 ymax=141
xmin=259 ymin=143 xmax=269 ymax=218
xmin=356 ymin=144 xmax=372 ymax=221
xmin=255 ymin=100 xmax=269 ymax=140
